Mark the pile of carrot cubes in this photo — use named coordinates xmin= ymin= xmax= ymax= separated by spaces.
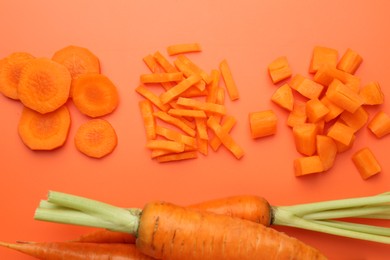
xmin=136 ymin=43 xmax=244 ymax=162
xmin=0 ymin=46 xmax=119 ymax=158
xmin=259 ymin=46 xmax=389 ymax=179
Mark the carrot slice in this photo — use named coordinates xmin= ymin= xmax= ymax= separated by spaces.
xmin=195 ymin=117 xmax=208 ymax=140
xmin=140 ymin=72 xmax=184 ymax=83
xmin=313 ymin=64 xmax=360 ymax=89
xmin=155 ymin=151 xmax=198 ymax=163
xmin=74 ymin=119 xmax=117 ymax=158
xmin=220 ymin=59 xmax=239 ymax=101
xmin=305 ymin=98 xmax=330 ymax=123
xmin=352 ymin=147 xmax=381 ymax=179
xmin=168 ymin=108 xmax=207 ymax=118
xmin=160 ymin=74 xmax=202 ymax=104
xmin=316 ymin=135 xmax=338 ymax=171
xmin=139 ymin=100 xmax=156 ymax=140
xmin=309 ymin=46 xmax=338 ymax=74
xmin=367 ymin=111 xmax=390 ymax=138
xmin=268 ymin=56 xmax=292 ymax=84
xmin=18 ymin=105 xmax=71 ymax=150
xmin=143 ymin=54 xmax=159 ymax=73
xmin=0 ymin=52 xmax=35 ymax=100
xmin=271 ymin=83 xmax=294 ymax=111
xmin=167 ymin=43 xmax=202 ymax=56
xmin=176 ymin=55 xmax=211 ymax=84
xmin=287 ymin=100 xmax=307 ymax=128
xmin=294 ymin=156 xmax=324 ymax=176
xmin=17 ymin=58 xmax=71 ymax=114
xmin=327 ymin=121 xmax=355 ymax=146
xmin=292 ymin=123 xmax=318 ymax=156
xmin=339 ymin=106 xmax=368 ymax=133
xmin=146 ymin=139 xmax=185 ymax=153
xmin=248 ymin=110 xmax=278 ymax=139
xmin=359 ymin=81 xmax=384 ymax=105
xmin=337 ymin=48 xmax=363 ymax=74
xmin=326 ymin=78 xmax=364 ymax=113
xmin=72 ymin=73 xmax=119 ymax=118
xmin=289 ymin=74 xmax=324 ymax=100
xmin=206 ymin=69 xmax=220 ymax=103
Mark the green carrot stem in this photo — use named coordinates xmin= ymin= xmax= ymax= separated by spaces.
xmin=314 ymin=220 xmax=390 ymax=237
xmin=303 ymin=205 xmax=390 ymax=220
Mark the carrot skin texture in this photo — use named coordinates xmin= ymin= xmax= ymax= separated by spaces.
xmin=136 ymin=201 xmax=327 ymax=260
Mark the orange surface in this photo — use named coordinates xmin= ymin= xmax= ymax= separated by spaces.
xmin=1 ymin=1 xmax=390 ymax=259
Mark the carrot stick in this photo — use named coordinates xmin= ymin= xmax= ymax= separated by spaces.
xmin=140 ymin=72 xmax=184 ymax=83
xmin=292 ymin=123 xmax=318 ymax=156
xmin=327 ymin=121 xmax=355 ymax=147
xmin=359 ymin=81 xmax=384 ymax=105
xmin=155 ymin=150 xmax=198 ymax=163
xmin=367 ymin=111 xmax=390 ymax=138
xmin=326 ymin=78 xmax=364 ymax=113
xmin=168 ymin=108 xmax=207 ymax=118
xmin=18 ymin=105 xmax=71 ymax=151
xmin=309 ymin=46 xmax=338 ymax=74
xmin=352 ymin=147 xmax=381 ymax=179
xmin=135 ymin=84 xmax=171 ymax=112
xmin=138 ymin=100 xmax=157 ymax=140
xmin=176 ymin=54 xmax=211 ymax=84
xmin=294 ymin=156 xmax=324 ymax=176
xmin=320 ymin=96 xmax=344 ymax=122
xmin=146 ymin=139 xmax=185 ymax=153
xmin=159 ymin=74 xmax=202 ymax=104
xmin=271 ymin=83 xmax=294 ymax=111
xmin=206 ymin=69 xmax=220 ymax=103
xmin=267 ymin=56 xmax=292 ymax=84
xmin=248 ymin=110 xmax=278 ymax=139
xmin=0 ymin=52 xmax=35 ymax=100
xmin=74 ymin=119 xmax=118 ymax=158
xmin=142 ymin=54 xmax=159 ymax=73
xmin=155 ymin=125 xmax=197 ymax=148
xmin=153 ymin=110 xmax=196 ymax=137
xmin=337 ymin=48 xmax=363 ymax=74
xmin=167 ymin=43 xmax=202 ymax=56
xmin=219 ymin=59 xmax=240 ymax=101
xmin=209 ymin=115 xmax=236 ymax=151
xmin=195 ymin=117 xmax=208 ymax=140
xmin=153 ymin=51 xmax=178 ymax=73
xmin=176 ymin=96 xmax=227 ymax=115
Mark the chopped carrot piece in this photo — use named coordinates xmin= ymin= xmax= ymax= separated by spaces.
xmin=289 ymin=74 xmax=324 ymax=100
xmin=168 ymin=108 xmax=207 ymax=118
xmin=153 ymin=111 xmax=196 ymax=137
xmin=337 ymin=48 xmax=363 ymax=74
xmin=294 ymin=156 xmax=324 ymax=176
xmin=146 ymin=139 xmax=185 ymax=153
xmin=287 ymin=100 xmax=307 ymax=128
xmin=196 ymin=137 xmax=208 ymax=156
xmin=160 ymin=74 xmax=202 ymax=104
xmin=176 ymin=55 xmax=211 ymax=84
xmin=313 ymin=64 xmax=360 ymax=88
xmin=220 ymin=59 xmax=239 ymax=101
xmin=305 ymin=98 xmax=330 ymax=123
xmin=143 ymin=54 xmax=159 ymax=73
xmin=195 ymin=118 xmax=208 ymax=140
xmin=271 ymin=83 xmax=294 ymax=111
xmin=309 ymin=46 xmax=338 ymax=74
xmin=155 ymin=125 xmax=197 ymax=148
xmin=140 ymin=72 xmax=184 ymax=83
xmin=167 ymin=43 xmax=202 ymax=56
xmin=359 ymin=81 xmax=384 ymax=105
xmin=153 ymin=51 xmax=178 ymax=73
xmin=0 ymin=52 xmax=35 ymax=100
xmin=135 ymin=85 xmax=170 ymax=112
xmin=156 ymin=151 xmax=198 ymax=163
xmin=209 ymin=115 xmax=236 ymax=151
xmin=320 ymin=96 xmax=344 ymax=122
xmin=316 ymin=135 xmax=337 ymax=171
xmin=352 ymin=147 xmax=381 ymax=179
xmin=326 ymin=79 xmax=364 ymax=113
xmin=248 ymin=110 xmax=278 ymax=139
xmin=176 ymin=97 xmax=227 ymax=116
xmin=367 ymin=111 xmax=390 ymax=138
xmin=267 ymin=56 xmax=292 ymax=84
xmin=139 ymin=100 xmax=156 ymax=140
xmin=292 ymin=123 xmax=318 ymax=156
xmin=206 ymin=69 xmax=220 ymax=103
xmin=339 ymin=106 xmax=368 ymax=132
xmin=74 ymin=119 xmax=117 ymax=158
xmin=18 ymin=105 xmax=71 ymax=150
xmin=327 ymin=121 xmax=355 ymax=146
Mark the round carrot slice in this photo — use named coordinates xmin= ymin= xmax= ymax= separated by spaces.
xmin=18 ymin=58 xmax=71 ymax=114
xmin=0 ymin=52 xmax=35 ymax=100
xmin=72 ymin=73 xmax=119 ymax=118
xmin=18 ymin=105 xmax=71 ymax=150
xmin=74 ymin=119 xmax=117 ymax=158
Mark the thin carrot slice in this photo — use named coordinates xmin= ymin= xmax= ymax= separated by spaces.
xmin=159 ymin=74 xmax=202 ymax=104
xmin=337 ymin=48 xmax=363 ymax=75
xmin=305 ymin=98 xmax=330 ymax=123
xmin=18 ymin=58 xmax=71 ymax=114
xmin=367 ymin=111 xmax=390 ymax=138
xmin=287 ymin=100 xmax=307 ymax=128
xmin=289 ymin=74 xmax=324 ymax=100
xmin=176 ymin=97 xmax=227 ymax=115
xmin=359 ymin=81 xmax=384 ymax=105
xmin=140 ymin=72 xmax=184 ymax=83
xmin=146 ymin=139 xmax=185 ymax=153
xmin=327 ymin=121 xmax=355 ymax=146
xmin=139 ymin=100 xmax=156 ymax=140
xmin=352 ymin=147 xmax=381 ymax=179
xmin=271 ymin=83 xmax=294 ymax=111
xmin=74 ymin=119 xmax=117 ymax=158
xmin=316 ymin=135 xmax=338 ymax=171
xmin=155 ymin=125 xmax=197 ymax=148
xmin=268 ymin=56 xmax=292 ymax=84
xmin=209 ymin=115 xmax=236 ymax=151
xmin=320 ymin=96 xmax=344 ymax=122
xmin=220 ymin=59 xmax=239 ymax=101
xmin=309 ymin=46 xmax=338 ymax=74
xmin=326 ymin=78 xmax=364 ymax=113
xmin=248 ymin=110 xmax=278 ymax=139
xmin=292 ymin=123 xmax=318 ymax=156
xmin=153 ymin=111 xmax=196 ymax=137
xmin=168 ymin=108 xmax=207 ymax=118
xmin=135 ymin=85 xmax=171 ymax=112
xmin=339 ymin=106 xmax=368 ymax=133
xmin=72 ymin=73 xmax=119 ymax=118
xmin=0 ymin=52 xmax=35 ymax=100
xmin=18 ymin=105 xmax=71 ymax=150
xmin=294 ymin=156 xmax=324 ymax=176
xmin=167 ymin=43 xmax=202 ymax=56
xmin=155 ymin=151 xmax=198 ymax=163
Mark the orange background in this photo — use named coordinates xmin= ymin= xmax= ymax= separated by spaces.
xmin=1 ymin=1 xmax=390 ymax=259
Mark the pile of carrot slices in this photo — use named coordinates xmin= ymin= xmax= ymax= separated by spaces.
xmin=259 ymin=46 xmax=389 ymax=179
xmin=0 ymin=45 xmax=119 ymax=158
xmin=136 ymin=43 xmax=244 ymax=162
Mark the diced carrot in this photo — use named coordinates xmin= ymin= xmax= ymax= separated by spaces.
xmin=294 ymin=156 xmax=324 ymax=176
xmin=153 ymin=111 xmax=196 ymax=137
xmin=315 ymin=120 xmax=326 ymax=135
xmin=167 ymin=43 xmax=202 ymax=56
xmin=146 ymin=139 xmax=185 ymax=153
xmin=292 ymin=123 xmax=318 ymax=156
xmin=248 ymin=110 xmax=278 ymax=139
xmin=326 ymin=79 xmax=364 ymax=113
xmin=313 ymin=64 xmax=361 ymax=87
xmin=305 ymin=98 xmax=330 ymax=123
xmin=151 ymin=146 xmax=196 ymax=159
xmin=155 ymin=125 xmax=197 ymax=148
xmin=270 ymin=83 xmax=294 ymax=111
xmin=139 ymin=100 xmax=157 ymax=140
xmin=337 ymin=48 xmax=363 ymax=74
xmin=140 ymin=72 xmax=184 ymax=83
xmin=316 ymin=135 xmax=337 ymax=171
xmin=335 ymin=134 xmax=356 ymax=153
xmin=209 ymin=115 xmax=236 ymax=151
xmin=176 ymin=97 xmax=227 ymax=116
xmin=327 ymin=121 xmax=355 ymax=146
xmin=173 ymin=58 xmax=207 ymax=91
xmin=359 ymin=81 xmax=384 ymax=105
xmin=289 ymin=74 xmax=324 ymax=100
xmin=320 ymin=96 xmax=344 ymax=122
xmin=168 ymin=108 xmax=207 ymax=118
xmin=367 ymin=111 xmax=390 ymax=138
xmin=155 ymin=151 xmax=198 ymax=163
xmin=267 ymin=56 xmax=292 ymax=84
xmin=339 ymin=106 xmax=368 ymax=132
xmin=352 ymin=147 xmax=381 ymax=179
xmin=219 ymin=59 xmax=240 ymax=101
xmin=135 ymin=85 xmax=171 ymax=112
xmin=160 ymin=74 xmax=202 ymax=104
xmin=287 ymin=100 xmax=307 ymax=127
xmin=309 ymin=46 xmax=338 ymax=74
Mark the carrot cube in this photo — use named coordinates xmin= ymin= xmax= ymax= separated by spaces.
xmin=306 ymin=98 xmax=330 ymax=123
xmin=337 ymin=48 xmax=363 ymax=75
xmin=339 ymin=106 xmax=368 ymax=133
xmin=294 ymin=156 xmax=324 ymax=176
xmin=313 ymin=65 xmax=361 ymax=89
xmin=268 ymin=56 xmax=292 ymax=84
xmin=359 ymin=81 xmax=384 ymax=105
xmin=309 ymin=46 xmax=338 ymax=73
xmin=326 ymin=79 xmax=364 ymax=113
xmin=271 ymin=83 xmax=294 ymax=111
xmin=289 ymin=74 xmax=324 ymax=100
xmin=367 ymin=111 xmax=390 ymax=138
xmin=316 ymin=135 xmax=337 ymax=171
xmin=292 ymin=123 xmax=318 ymax=156
xmin=320 ymin=96 xmax=344 ymax=122
xmin=327 ymin=121 xmax=355 ymax=146
xmin=287 ymin=100 xmax=307 ymax=128
xmin=352 ymin=147 xmax=381 ymax=179
xmin=249 ymin=110 xmax=278 ymax=139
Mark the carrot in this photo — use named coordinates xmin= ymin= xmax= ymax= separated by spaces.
xmin=17 ymin=58 xmax=71 ymax=114
xmin=316 ymin=135 xmax=338 ymax=171
xmin=352 ymin=147 xmax=381 ymax=179
xmin=309 ymin=46 xmax=338 ymax=74
xmin=138 ymin=100 xmax=157 ymax=140
xmin=289 ymin=74 xmax=324 ymax=100
xmin=168 ymin=108 xmax=207 ymax=118
xmin=72 ymin=73 xmax=119 ymax=118
xmin=140 ymin=72 xmax=184 ymax=83
xmin=146 ymin=139 xmax=185 ymax=153
xmin=267 ymin=56 xmax=292 ymax=84
xmin=18 ymin=105 xmax=71 ymax=150
xmin=155 ymin=150 xmax=198 ymax=163
xmin=0 ymin=52 xmax=35 ymax=100
xmin=305 ymin=98 xmax=330 ymax=123
xmin=359 ymin=81 xmax=384 ymax=105
xmin=292 ymin=123 xmax=318 ymax=156
xmin=313 ymin=64 xmax=361 ymax=91
xmin=209 ymin=115 xmax=236 ymax=151
xmin=220 ymin=59 xmax=240 ymax=100
xmin=135 ymin=84 xmax=171 ymax=112
xmin=159 ymin=74 xmax=202 ymax=104
xmin=176 ymin=96 xmax=227 ymax=115
xmin=287 ymin=100 xmax=307 ymax=127
xmin=74 ymin=119 xmax=117 ymax=158
xmin=339 ymin=106 xmax=369 ymax=132
xmin=326 ymin=78 xmax=364 ymax=113
xmin=294 ymin=156 xmax=324 ymax=176
xmin=367 ymin=111 xmax=390 ymax=138
xmin=320 ymin=96 xmax=344 ymax=122
xmin=0 ymin=241 xmax=154 ymax=260
xmin=270 ymin=83 xmax=294 ymax=111
xmin=327 ymin=121 xmax=355 ymax=146
xmin=337 ymin=48 xmax=363 ymax=74
xmin=142 ymin=54 xmax=159 ymax=73
xmin=153 ymin=110 xmax=196 ymax=137
xmin=167 ymin=43 xmax=202 ymax=55
xmin=248 ymin=110 xmax=278 ymax=139
xmin=206 ymin=69 xmax=220 ymax=103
